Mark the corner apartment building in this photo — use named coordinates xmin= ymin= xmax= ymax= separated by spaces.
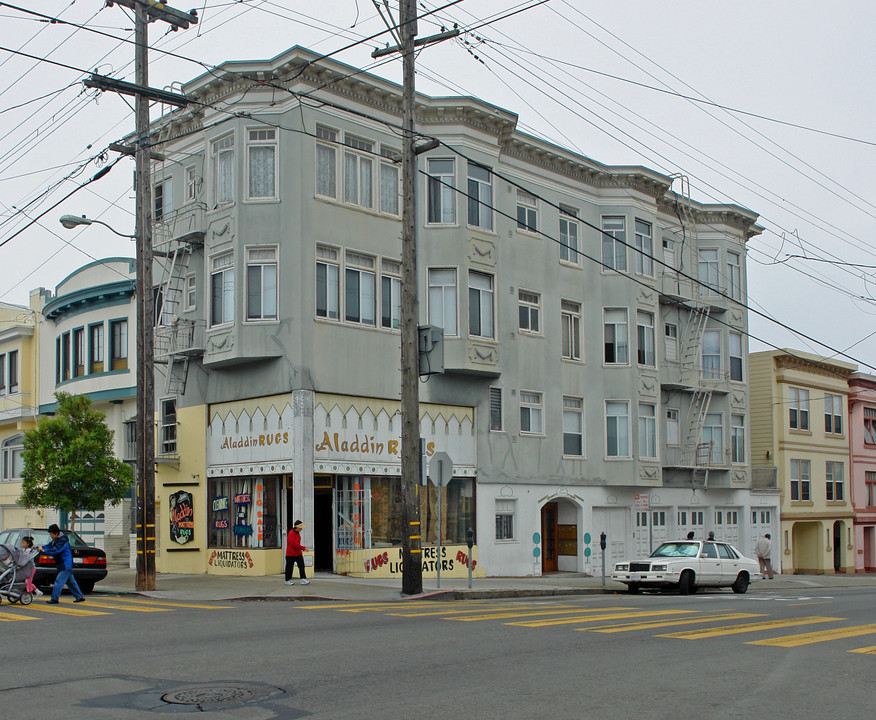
xmin=848 ymin=372 xmax=876 ymax=572
xmin=750 ymin=350 xmax=856 ymax=573
xmin=146 ymin=46 xmax=767 ymax=578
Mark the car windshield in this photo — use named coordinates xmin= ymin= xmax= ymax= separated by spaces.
xmin=650 ymin=542 xmax=699 ymax=558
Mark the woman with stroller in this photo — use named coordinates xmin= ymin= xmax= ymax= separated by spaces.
xmin=39 ymin=524 xmax=85 ymax=604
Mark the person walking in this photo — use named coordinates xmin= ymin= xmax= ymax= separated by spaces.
xmin=754 ymin=533 xmax=776 ymax=579
xmin=39 ymin=524 xmax=86 ymax=603
xmin=285 ymin=520 xmax=310 ymax=586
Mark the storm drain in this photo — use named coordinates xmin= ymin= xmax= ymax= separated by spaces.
xmin=161 ymin=684 xmax=285 ymax=709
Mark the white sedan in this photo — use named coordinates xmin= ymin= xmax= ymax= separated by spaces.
xmin=611 ymin=540 xmax=761 ymax=594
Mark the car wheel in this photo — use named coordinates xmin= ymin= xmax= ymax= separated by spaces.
xmin=77 ymin=580 xmax=95 ymax=595
xmin=678 ymin=570 xmax=694 ymax=595
xmin=732 ymin=573 xmax=750 ymax=594
xmin=627 ymin=583 xmax=641 ymax=594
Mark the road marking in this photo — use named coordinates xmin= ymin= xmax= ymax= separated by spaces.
xmin=389 ymin=604 xmax=581 ymax=617
xmin=659 ymin=616 xmax=842 ymax=639
xmin=452 ymin=607 xmax=638 ymax=622
xmin=586 ymin=612 xmax=767 ymax=633
xmin=84 ymin=601 xmax=174 ymax=613
xmin=787 ymin=601 xmax=832 ymax=607
xmin=95 ymin=597 xmax=233 ymax=610
xmin=848 ymin=645 xmax=876 ymax=655
xmin=748 ymin=623 xmax=876 ymax=647
xmin=509 ymin=610 xmax=695 ymax=628
xmin=18 ymin=603 xmax=110 ymax=617
xmin=0 ymin=611 xmax=40 ymax=622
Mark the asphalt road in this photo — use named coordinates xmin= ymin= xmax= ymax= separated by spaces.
xmin=2 ymin=587 xmax=874 ymax=719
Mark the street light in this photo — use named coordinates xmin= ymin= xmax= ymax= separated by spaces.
xmin=59 ymin=214 xmax=136 ymax=239
xmin=59 ymin=212 xmax=156 ymax=592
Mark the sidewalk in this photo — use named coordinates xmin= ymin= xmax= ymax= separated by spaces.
xmin=95 ymin=566 xmax=876 ymax=603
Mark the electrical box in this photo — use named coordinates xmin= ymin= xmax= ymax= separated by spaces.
xmin=417 ymin=324 xmax=444 ymax=376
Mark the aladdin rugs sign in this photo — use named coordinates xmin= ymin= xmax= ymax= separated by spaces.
xmin=169 ymin=491 xmax=194 ymax=545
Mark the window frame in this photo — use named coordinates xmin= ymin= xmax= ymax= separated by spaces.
xmin=1 ymin=434 xmax=24 ymax=482
xmin=638 ymin=402 xmax=657 ymax=459
xmin=245 ymin=245 xmax=278 ymax=321
xmin=826 ymin=461 xmax=844 ymax=502
xmin=702 ymin=412 xmax=724 ymax=463
xmin=729 ymin=331 xmax=744 ymax=382
xmin=727 ymin=250 xmax=742 ymax=301
xmin=864 ymin=407 xmax=876 ymax=445
xmin=789 ymin=387 xmax=810 ymax=431
xmin=427 ymin=267 xmax=458 ymax=336
xmin=379 ymin=146 xmax=401 ymax=216
xmin=666 ymin=408 xmax=680 ymax=446
xmin=698 ymin=248 xmax=720 ymax=295
xmin=731 ymin=414 xmax=745 ymax=464
xmin=702 ymin=329 xmax=721 ymax=380
xmin=824 ymin=393 xmax=843 ymax=435
xmin=343 ymin=133 xmax=375 ymax=210
xmin=517 ymin=289 xmax=541 ymax=335
xmin=315 ymin=125 xmax=338 ymax=199
xmin=519 ymin=390 xmax=544 ymax=436
xmin=495 ymin=499 xmax=516 ymax=541
xmin=344 ymin=250 xmax=377 ymax=326
xmin=211 ymin=132 xmax=235 ymax=207
xmin=516 ymin=190 xmax=538 ymax=233
xmin=426 ymin=158 xmax=456 ymax=225
xmin=380 ymin=258 xmax=402 ymax=330
xmin=245 ymin=127 xmax=278 ymax=200
xmin=88 ymin=322 xmax=104 ymax=374
xmin=466 ymin=161 xmax=493 ymax=231
xmin=561 ymin=299 xmax=582 ymax=362
xmin=159 ymin=397 xmax=178 ymax=455
xmin=489 ymin=387 xmax=503 ymax=432
xmin=210 ymin=251 xmax=235 ymax=328
xmin=184 ymin=273 xmax=197 ymax=313
xmin=559 ymin=207 xmax=580 ymax=265
xmin=605 ymin=400 xmax=631 ymax=458
xmin=316 ymin=245 xmax=340 ymax=321
xmin=73 ymin=326 xmax=85 ymax=378
xmin=468 ymin=270 xmax=494 ymax=339
xmin=636 ymin=310 xmax=655 ymax=367
xmin=634 ymin=218 xmax=653 ymax=276
xmin=154 ymin=176 xmax=172 ymax=223
xmin=603 ymin=307 xmax=629 ymax=366
xmin=601 ymin=216 xmax=627 ymax=272
xmin=790 ymin=458 xmax=811 ymax=502
xmin=563 ymin=396 xmax=584 ymax=457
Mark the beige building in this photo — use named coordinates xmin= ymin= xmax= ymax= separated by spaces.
xmin=750 ymin=350 xmax=856 ymax=573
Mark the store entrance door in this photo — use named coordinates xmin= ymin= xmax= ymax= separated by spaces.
xmin=541 ymin=502 xmax=559 ymax=573
xmin=314 ymin=475 xmax=334 ymax=571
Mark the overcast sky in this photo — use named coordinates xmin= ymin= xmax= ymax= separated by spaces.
xmin=1 ymin=1 xmax=874 ymax=371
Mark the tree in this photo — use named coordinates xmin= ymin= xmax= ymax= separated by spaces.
xmin=19 ymin=392 xmax=134 ymax=530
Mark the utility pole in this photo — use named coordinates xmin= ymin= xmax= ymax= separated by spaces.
xmin=374 ymin=3 xmax=458 ymax=596
xmin=91 ymin=1 xmax=196 ymax=591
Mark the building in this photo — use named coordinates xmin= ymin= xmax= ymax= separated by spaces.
xmin=146 ymin=46 xmax=767 ymax=578
xmin=750 ymin=350 xmax=856 ymax=573
xmin=0 ymin=297 xmax=39 ymax=529
xmin=848 ymin=372 xmax=876 ymax=572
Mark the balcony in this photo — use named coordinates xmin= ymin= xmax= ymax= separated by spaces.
xmin=662 ymin=361 xmax=730 ymax=392
xmin=153 ymin=201 xmax=207 ymax=252
xmin=659 ymin=274 xmax=729 ymax=313
xmin=154 ymin=319 xmax=206 ymax=362
xmin=663 ymin=443 xmax=731 ymax=469
xmin=440 ymin=336 xmax=501 ymax=378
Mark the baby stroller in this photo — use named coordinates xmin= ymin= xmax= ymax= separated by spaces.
xmin=0 ymin=543 xmax=34 ymax=605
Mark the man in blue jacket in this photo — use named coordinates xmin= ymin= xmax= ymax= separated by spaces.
xmin=39 ymin=523 xmax=86 ymax=604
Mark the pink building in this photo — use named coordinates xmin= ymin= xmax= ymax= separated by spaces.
xmin=848 ymin=373 xmax=876 ymax=572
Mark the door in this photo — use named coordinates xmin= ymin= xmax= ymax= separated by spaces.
xmin=651 ymin=509 xmax=669 ymax=551
xmin=635 ymin=510 xmax=650 ymax=559
xmin=697 ymin=541 xmax=721 ymax=585
xmin=678 ymin=508 xmax=705 ymax=541
xmin=592 ymin=507 xmax=629 ymax=571
xmin=541 ymin=502 xmax=559 ymax=572
xmin=714 ymin=508 xmax=740 ymax=546
xmin=833 ymin=521 xmax=843 ymax=572
xmin=750 ymin=508 xmax=773 ymax=558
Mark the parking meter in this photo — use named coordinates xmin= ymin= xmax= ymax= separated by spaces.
xmin=600 ymin=532 xmax=606 ymax=550
xmin=600 ymin=531 xmax=607 ymax=586
xmin=466 ymin=527 xmax=474 ymax=549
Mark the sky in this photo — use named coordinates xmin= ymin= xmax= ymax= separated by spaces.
xmin=1 ymin=1 xmax=874 ymax=371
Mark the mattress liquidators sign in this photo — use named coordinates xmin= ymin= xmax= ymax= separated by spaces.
xmin=341 ymin=545 xmax=484 ymax=579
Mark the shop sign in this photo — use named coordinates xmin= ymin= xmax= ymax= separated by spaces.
xmin=169 ymin=491 xmax=194 ymax=545
xmin=208 ymin=549 xmax=254 ymax=569
xmin=212 ymin=496 xmax=229 ymax=512
xmin=348 ymin=545 xmax=480 ymax=578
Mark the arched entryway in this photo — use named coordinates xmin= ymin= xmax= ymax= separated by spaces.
xmin=792 ymin=521 xmax=822 ymax=573
xmin=540 ymin=497 xmax=581 ymax=573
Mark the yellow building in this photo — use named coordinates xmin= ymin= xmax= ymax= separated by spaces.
xmin=750 ymin=350 xmax=855 ymax=573
xmin=0 ymin=293 xmax=41 ymax=529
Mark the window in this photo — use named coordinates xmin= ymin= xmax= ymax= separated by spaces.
xmin=518 ymin=290 xmax=540 ymax=334
xmin=89 ymin=324 xmax=104 ymax=374
xmin=185 ymin=165 xmax=198 ymax=201
xmin=380 ymin=259 xmax=401 ymax=330
xmin=160 ymin=398 xmax=177 ymax=455
xmin=468 ymin=271 xmax=494 ymax=338
xmin=563 ymin=396 xmax=584 ymax=456
xmin=495 ymin=499 xmax=516 ymax=541
xmin=6 ymin=350 xmax=18 ymax=393
xmin=427 ymin=158 xmax=455 ymax=224
xmin=865 ymin=408 xmax=876 ymax=444
xmin=247 ymin=128 xmax=277 ymax=199
xmin=489 ymin=387 xmax=503 ymax=431
xmin=211 ymin=134 xmax=234 ymax=205
xmin=702 ymin=330 xmax=721 ymax=380
xmin=703 ymin=413 xmax=723 ymax=463
xmin=606 ymin=401 xmax=630 ymax=457
xmin=866 ymin=471 xmax=876 ymax=507
xmin=246 ymin=247 xmax=277 ymax=321
xmin=345 ymin=251 xmax=376 ymax=325
xmin=727 ymin=251 xmax=742 ymax=300
xmin=824 ymin=394 xmax=843 ymax=434
xmin=210 ymin=253 xmax=235 ymax=326
xmin=790 ymin=459 xmax=811 ymax=502
xmin=729 ymin=332 xmax=743 ymax=382
xmin=428 ymin=268 xmax=457 ymax=335
xmin=826 ymin=461 xmax=844 ymax=501
xmin=73 ymin=327 xmax=85 ymax=377
xmin=636 ymin=310 xmax=655 ymax=366
xmin=731 ymin=414 xmax=745 ymax=463
xmin=0 ymin=354 xmax=4 ymax=394
xmin=185 ymin=274 xmax=197 ymax=312
xmin=379 ymin=146 xmax=400 ymax=215
xmin=467 ymin=162 xmax=492 ymax=230
xmin=603 ymin=308 xmax=628 ymax=364
xmin=316 ymin=246 xmax=340 ymax=320
xmin=315 ymin=126 xmax=337 ymax=198
xmin=561 ymin=300 xmax=582 ymax=361
xmin=635 ymin=219 xmax=653 ymax=276
xmin=344 ymin=134 xmax=373 ymax=209
xmin=516 ymin=190 xmax=537 ymax=232
xmin=154 ymin=177 xmax=172 ymax=222
xmin=109 ymin=320 xmax=128 ymax=371
xmin=601 ymin=216 xmax=626 ymax=272
xmin=698 ymin=249 xmax=720 ymax=294
xmin=666 ymin=408 xmax=680 ymax=446
xmin=1 ymin=435 xmax=24 ymax=481
xmin=57 ymin=333 xmax=70 ymax=382
xmin=520 ymin=391 xmax=543 ymax=435
xmin=208 ymin=476 xmax=281 ymax=549
xmin=789 ymin=387 xmax=810 ymax=431
xmin=638 ymin=403 xmax=657 ymax=459
xmin=559 ymin=207 xmax=580 ymax=264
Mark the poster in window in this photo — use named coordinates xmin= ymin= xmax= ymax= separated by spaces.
xmin=169 ymin=490 xmax=194 ymax=545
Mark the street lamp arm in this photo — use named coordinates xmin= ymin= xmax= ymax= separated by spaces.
xmin=59 ymin=214 xmax=136 ymax=239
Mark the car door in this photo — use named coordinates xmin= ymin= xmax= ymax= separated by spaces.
xmin=697 ymin=542 xmax=722 ymax=585
xmin=717 ymin=542 xmax=743 ymax=584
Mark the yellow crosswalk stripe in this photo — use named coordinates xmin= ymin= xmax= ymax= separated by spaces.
xmin=452 ymin=606 xmax=638 ymax=622
xmin=748 ymin=623 xmax=876 ymax=648
xmin=0 ymin=611 xmax=40 ymax=622
xmin=18 ymin=603 xmax=110 ymax=617
xmin=94 ymin=597 xmax=232 ymax=610
xmin=848 ymin=645 xmax=876 ymax=654
xmin=511 ymin=609 xmax=695 ymax=628
xmin=587 ymin=612 xmax=767 ymax=633
xmin=389 ymin=604 xmax=579 ymax=617
xmin=83 ymin=601 xmax=174 ymax=613
xmin=659 ymin=616 xmax=843 ymax=640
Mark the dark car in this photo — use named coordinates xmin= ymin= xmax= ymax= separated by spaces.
xmin=0 ymin=527 xmax=107 ymax=594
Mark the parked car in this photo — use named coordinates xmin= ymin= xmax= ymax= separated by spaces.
xmin=0 ymin=527 xmax=107 ymax=594
xmin=611 ymin=540 xmax=761 ymax=595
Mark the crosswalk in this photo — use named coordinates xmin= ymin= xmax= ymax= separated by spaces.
xmin=0 ymin=596 xmax=231 ymax=621
xmin=295 ymin=600 xmax=876 ymax=653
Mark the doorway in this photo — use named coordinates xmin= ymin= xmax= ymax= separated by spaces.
xmin=313 ymin=475 xmax=334 ymax=571
xmin=541 ymin=502 xmax=558 ymax=573
xmin=833 ymin=521 xmax=844 ymax=573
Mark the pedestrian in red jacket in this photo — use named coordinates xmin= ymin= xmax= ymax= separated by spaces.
xmin=285 ymin=520 xmax=310 ymax=585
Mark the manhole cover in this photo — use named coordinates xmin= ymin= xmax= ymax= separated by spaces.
xmin=162 ymin=685 xmax=282 ymax=706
